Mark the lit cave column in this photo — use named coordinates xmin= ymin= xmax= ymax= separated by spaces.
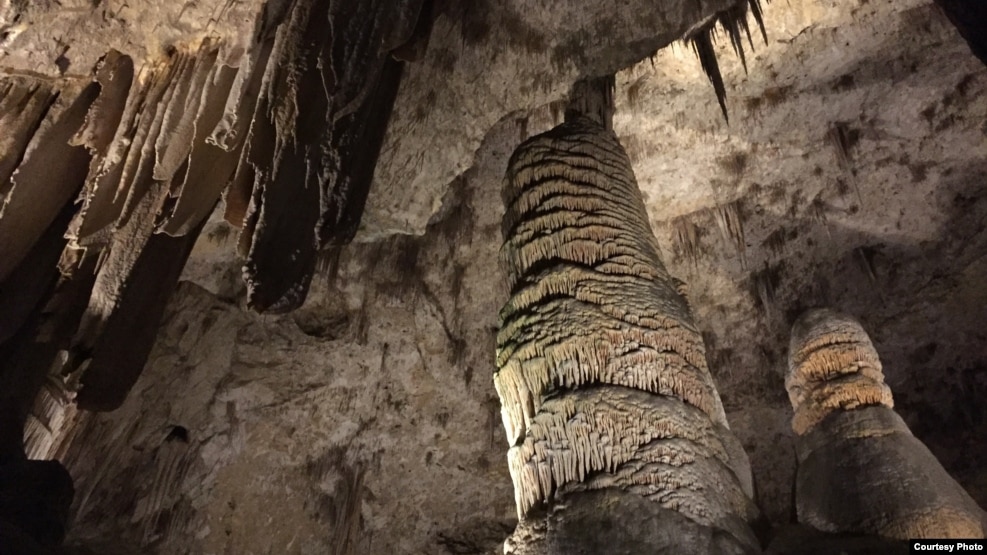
xmin=786 ymin=309 xmax=987 ymax=540
xmin=494 ymin=78 xmax=761 ymax=554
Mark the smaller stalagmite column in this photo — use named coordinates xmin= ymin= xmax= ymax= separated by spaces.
xmin=787 ymin=309 xmax=987 ymax=540
xmin=495 ymin=78 xmax=761 ymax=555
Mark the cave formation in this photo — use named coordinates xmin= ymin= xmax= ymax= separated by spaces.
xmin=1 ymin=0 xmax=986 ymax=553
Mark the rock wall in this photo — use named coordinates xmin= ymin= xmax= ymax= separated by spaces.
xmin=4 ymin=0 xmax=987 ymax=552
xmin=50 ymin=109 xmax=549 ymax=554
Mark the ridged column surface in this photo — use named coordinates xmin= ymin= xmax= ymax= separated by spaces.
xmin=496 ymin=116 xmax=759 ymax=553
xmin=788 ymin=309 xmax=987 ymax=540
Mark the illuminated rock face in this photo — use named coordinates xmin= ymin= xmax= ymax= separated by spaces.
xmin=2 ymin=0 xmax=987 ymax=552
xmin=0 ymin=0 xmax=750 ymax=418
xmin=496 ymin=110 xmax=760 ymax=553
xmin=787 ymin=309 xmax=987 ymax=540
xmin=0 ymin=0 xmax=425 ymax=420
xmin=785 ymin=309 xmax=895 ymax=436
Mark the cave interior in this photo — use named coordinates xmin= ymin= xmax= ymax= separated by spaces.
xmin=1 ymin=0 xmax=986 ymax=553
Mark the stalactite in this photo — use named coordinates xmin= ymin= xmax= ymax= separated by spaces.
xmin=216 ymin=24 xmax=275 ymax=230
xmin=389 ymin=0 xmax=435 ymax=63
xmin=751 ymin=263 xmax=777 ymax=317
xmin=65 ymin=61 xmax=144 ymax=250
xmin=156 ymin=63 xmax=239 ymax=236
xmin=0 ymin=191 xmax=77 ymax=345
xmin=7 ymin=0 xmax=424 ymax=316
xmin=712 ymin=200 xmax=746 ymax=266
xmin=22 ymin=375 xmax=80 ymax=461
xmin=854 ymin=246 xmax=881 ymax=294
xmin=72 ymin=215 xmax=210 ymax=411
xmin=317 ymin=57 xmax=405 ymax=248
xmin=672 ymin=215 xmax=702 ymax=266
xmin=749 ymin=0 xmax=768 ymax=45
xmin=722 ymin=4 xmax=751 ymax=73
xmin=0 ymin=0 xmax=430 ymax=420
xmin=808 ymin=194 xmax=831 ymax=237
xmin=228 ymin=0 xmax=421 ymax=313
xmin=0 ymin=251 xmax=97 ymax=463
xmin=69 ymin=51 xmax=134 ymax=162
xmin=690 ymin=27 xmax=729 ymax=121
xmin=0 ymin=71 xmax=105 ymax=468
xmin=826 ymin=122 xmax=861 ymax=204
xmin=0 ymin=79 xmax=97 ymax=282
xmin=687 ymin=0 xmax=769 ymax=122
xmin=935 ymin=0 xmax=987 ymax=67
xmin=115 ymin=53 xmax=195 ymax=227
xmin=60 ymin=45 xmax=221 ymax=410
xmin=0 ymin=79 xmax=56 ymax=188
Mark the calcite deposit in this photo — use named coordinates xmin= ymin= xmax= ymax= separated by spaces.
xmin=0 ymin=0 xmax=985 ymax=552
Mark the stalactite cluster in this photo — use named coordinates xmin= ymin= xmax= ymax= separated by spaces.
xmin=687 ymin=0 xmax=768 ymax=121
xmin=668 ymin=201 xmax=747 ymax=267
xmin=496 ymin=114 xmax=759 ymax=550
xmin=0 ymin=0 xmax=428 ymax=420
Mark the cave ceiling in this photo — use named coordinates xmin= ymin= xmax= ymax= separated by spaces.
xmin=1 ymin=0 xmax=986 ymax=553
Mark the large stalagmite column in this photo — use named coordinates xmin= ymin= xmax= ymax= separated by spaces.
xmin=787 ymin=309 xmax=987 ymax=540
xmin=495 ymin=79 xmax=761 ymax=554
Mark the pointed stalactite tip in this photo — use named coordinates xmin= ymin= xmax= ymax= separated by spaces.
xmin=750 ymin=0 xmax=769 ymax=45
xmin=690 ymin=26 xmax=729 ymax=123
xmin=685 ymin=0 xmax=770 ymax=123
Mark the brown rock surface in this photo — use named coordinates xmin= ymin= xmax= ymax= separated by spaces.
xmin=1 ymin=0 xmax=986 ymax=552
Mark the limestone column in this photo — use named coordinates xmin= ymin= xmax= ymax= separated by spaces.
xmin=496 ymin=78 xmax=761 ymax=554
xmin=786 ymin=308 xmax=987 ymax=540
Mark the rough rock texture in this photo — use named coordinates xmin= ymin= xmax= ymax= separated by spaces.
xmin=39 ymin=112 xmax=533 ymax=554
xmin=1 ymin=0 xmax=987 ymax=552
xmin=0 ymin=0 xmax=259 ymax=77
xmin=362 ymin=0 xmax=747 ymax=238
xmin=787 ymin=309 xmax=987 ymax=540
xmin=614 ymin=0 xmax=987 ymax=527
xmin=1 ymin=0 xmax=430 ymax=421
xmin=786 ymin=308 xmax=893 ymax=435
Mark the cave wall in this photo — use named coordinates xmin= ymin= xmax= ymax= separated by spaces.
xmin=613 ymin=0 xmax=987 ymax=524
xmin=2 ymin=0 xmax=986 ymax=553
xmin=45 ymin=109 xmax=548 ymax=554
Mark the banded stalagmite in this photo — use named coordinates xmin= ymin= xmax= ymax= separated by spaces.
xmin=786 ymin=309 xmax=987 ymax=540
xmin=495 ymin=78 xmax=761 ymax=554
